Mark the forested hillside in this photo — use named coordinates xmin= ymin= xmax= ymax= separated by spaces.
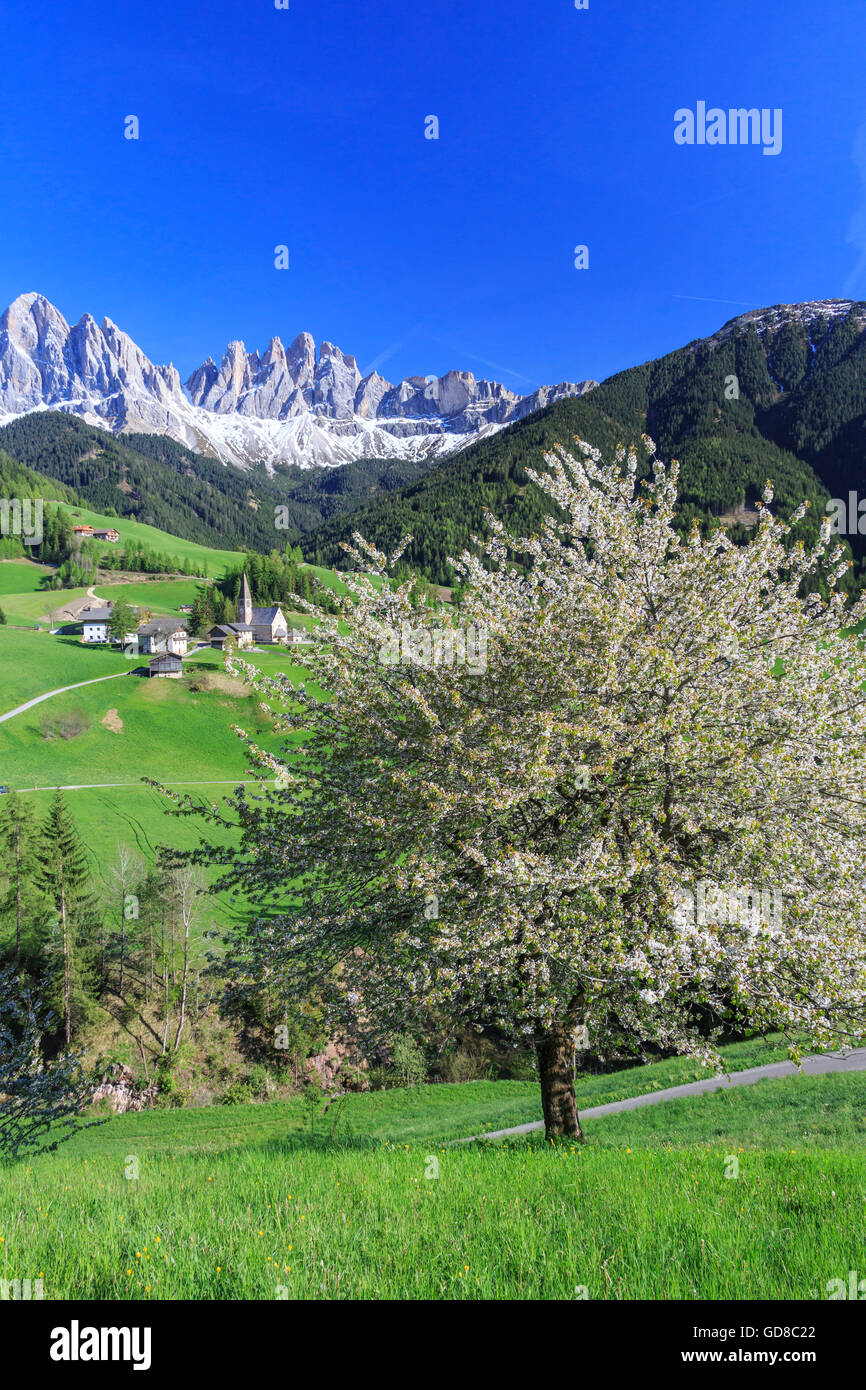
xmin=307 ymin=305 xmax=866 ymax=585
xmin=0 ymin=413 xmax=434 ymax=554
xmin=0 ymin=449 xmax=78 ymax=561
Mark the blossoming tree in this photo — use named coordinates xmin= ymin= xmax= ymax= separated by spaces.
xmin=175 ymin=438 xmax=866 ymax=1138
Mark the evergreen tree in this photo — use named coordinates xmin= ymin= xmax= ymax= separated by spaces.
xmin=0 ymin=793 xmax=44 ymax=961
xmin=108 ymin=599 xmax=138 ymax=644
xmin=35 ymin=793 xmax=100 ymax=1044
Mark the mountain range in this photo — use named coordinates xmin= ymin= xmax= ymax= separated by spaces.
xmin=2 ymin=295 xmax=866 ymax=591
xmin=0 ymin=293 xmax=596 ymax=469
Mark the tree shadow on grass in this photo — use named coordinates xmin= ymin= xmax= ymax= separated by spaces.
xmin=256 ymin=1131 xmax=385 ymax=1158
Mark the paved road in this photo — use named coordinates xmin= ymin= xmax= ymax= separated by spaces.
xmin=0 ymin=640 xmax=213 ymax=727
xmin=0 ymin=670 xmax=132 ymax=724
xmin=458 ymin=1046 xmax=866 ymax=1143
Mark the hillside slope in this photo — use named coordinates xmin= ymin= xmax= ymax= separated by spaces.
xmin=307 ymin=300 xmax=866 ymax=584
xmin=0 ymin=412 xmax=440 ymax=551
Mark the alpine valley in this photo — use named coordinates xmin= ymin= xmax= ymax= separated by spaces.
xmin=2 ymin=293 xmax=866 ymax=582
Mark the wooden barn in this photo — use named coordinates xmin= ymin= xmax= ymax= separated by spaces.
xmin=146 ymin=653 xmax=183 ymax=679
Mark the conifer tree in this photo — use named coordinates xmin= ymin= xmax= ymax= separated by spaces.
xmin=0 ymin=793 xmax=44 ymax=961
xmin=35 ymin=793 xmax=99 ymax=1044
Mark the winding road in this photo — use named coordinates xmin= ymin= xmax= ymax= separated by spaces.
xmin=458 ymin=1046 xmax=866 ymax=1142
xmin=0 ymin=670 xmax=132 ymax=725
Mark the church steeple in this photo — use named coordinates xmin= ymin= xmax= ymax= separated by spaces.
xmin=240 ymin=572 xmax=253 ymax=625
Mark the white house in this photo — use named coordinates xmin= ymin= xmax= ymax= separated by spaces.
xmin=137 ymin=618 xmax=189 ymax=656
xmin=80 ymin=607 xmax=113 ymax=644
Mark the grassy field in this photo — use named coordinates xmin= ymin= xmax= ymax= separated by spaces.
xmin=90 ymin=577 xmax=203 ymax=615
xmin=0 ymin=556 xmax=54 ymax=598
xmin=1 ymin=1066 xmax=862 ymax=1301
xmin=0 ymin=559 xmax=91 ymax=628
xmin=52 ymin=503 xmax=245 ymax=577
xmin=0 ymin=629 xmax=132 ymax=710
xmin=0 ymin=639 xmax=313 ymax=871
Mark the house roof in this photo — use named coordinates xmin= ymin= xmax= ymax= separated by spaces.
xmin=138 ymin=617 xmax=188 ymax=636
xmin=149 ymin=653 xmax=183 ymax=668
xmin=80 ymin=608 xmax=112 ymax=623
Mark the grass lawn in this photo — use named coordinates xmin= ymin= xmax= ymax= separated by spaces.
xmin=1 ymin=1068 xmax=862 ymax=1300
xmin=51 ymin=503 xmax=245 ymax=578
xmin=91 ymin=578 xmax=203 ymax=615
xmin=0 ymin=629 xmax=132 ymax=710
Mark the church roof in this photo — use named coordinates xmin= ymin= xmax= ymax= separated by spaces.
xmin=251 ymin=606 xmax=283 ymax=623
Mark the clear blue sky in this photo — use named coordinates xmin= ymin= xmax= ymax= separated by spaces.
xmin=1 ymin=0 xmax=864 ymax=392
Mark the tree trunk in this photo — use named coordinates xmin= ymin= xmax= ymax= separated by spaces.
xmin=60 ymin=884 xmax=71 ymax=1046
xmin=537 ymin=1030 xmax=583 ymax=1140
xmin=14 ymin=832 xmax=22 ymax=958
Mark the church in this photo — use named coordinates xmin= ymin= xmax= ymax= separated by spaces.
xmin=208 ymin=574 xmax=289 ymax=649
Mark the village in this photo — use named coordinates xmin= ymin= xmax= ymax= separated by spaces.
xmin=75 ymin=572 xmax=312 ymax=679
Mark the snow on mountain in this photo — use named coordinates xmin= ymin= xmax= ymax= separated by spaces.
xmin=701 ymin=299 xmax=866 ymax=350
xmin=0 ymin=293 xmax=597 ymax=470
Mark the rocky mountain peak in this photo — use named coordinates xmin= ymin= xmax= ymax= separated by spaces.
xmin=0 ymin=292 xmax=598 ymax=469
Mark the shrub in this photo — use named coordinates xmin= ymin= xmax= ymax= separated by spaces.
xmin=220 ymin=1079 xmax=254 ymax=1106
xmin=389 ymin=1034 xmax=428 ymax=1087
xmin=439 ymin=1044 xmax=496 ymax=1084
xmin=40 ymin=709 xmax=91 ymax=741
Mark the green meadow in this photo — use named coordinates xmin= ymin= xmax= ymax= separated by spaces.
xmin=0 ymin=637 xmax=313 ymax=868
xmin=0 ymin=558 xmax=90 ymax=628
xmin=52 ymin=502 xmax=245 ymax=577
xmin=1 ymin=1063 xmax=862 ymax=1301
xmin=0 ymin=629 xmax=132 ymax=711
xmin=90 ymin=578 xmax=204 ymax=615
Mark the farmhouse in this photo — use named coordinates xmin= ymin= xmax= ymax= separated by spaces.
xmin=79 ymin=606 xmax=113 ymax=644
xmin=208 ymin=623 xmax=253 ymax=651
xmin=206 ymin=575 xmax=289 ymax=649
xmin=72 ymin=524 xmax=94 ymax=537
xmin=146 ymin=653 xmax=183 ymax=679
xmin=93 ymin=528 xmax=120 ymax=543
xmin=137 ymin=618 xmax=189 ymax=655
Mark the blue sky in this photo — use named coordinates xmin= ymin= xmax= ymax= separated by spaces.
xmin=1 ymin=0 xmax=864 ymax=392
